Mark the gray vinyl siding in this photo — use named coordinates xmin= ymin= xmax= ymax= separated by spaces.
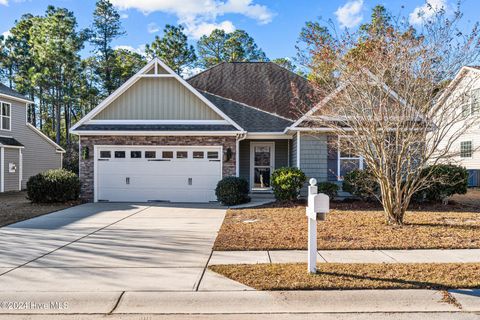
xmin=0 ymin=96 xmax=62 ymax=190
xmin=299 ymin=133 xmax=328 ymax=182
xmin=290 ymin=132 xmax=297 ymax=168
xmin=239 ymin=139 xmax=290 ymax=186
xmin=93 ymin=78 xmax=223 ymax=121
xmin=3 ymin=148 xmax=20 ymax=191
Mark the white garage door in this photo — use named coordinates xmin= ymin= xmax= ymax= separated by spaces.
xmin=95 ymin=146 xmax=222 ymax=203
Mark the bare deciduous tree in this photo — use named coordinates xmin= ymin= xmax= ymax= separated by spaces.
xmin=299 ymin=4 xmax=480 ymax=225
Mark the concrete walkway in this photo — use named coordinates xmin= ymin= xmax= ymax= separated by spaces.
xmin=209 ymin=249 xmax=480 ymax=265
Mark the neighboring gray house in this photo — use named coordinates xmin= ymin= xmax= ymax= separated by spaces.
xmin=0 ymin=84 xmax=65 ymax=192
xmin=71 ymin=59 xmax=403 ymax=203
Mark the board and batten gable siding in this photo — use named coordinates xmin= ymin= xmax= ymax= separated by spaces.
xmin=239 ymin=139 xmax=289 ymax=185
xmin=3 ymin=148 xmax=20 ymax=191
xmin=93 ymin=78 xmax=223 ymax=121
xmin=0 ymin=96 xmax=62 ymax=189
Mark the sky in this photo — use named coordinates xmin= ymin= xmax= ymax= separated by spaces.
xmin=1 ymin=0 xmax=479 ymax=61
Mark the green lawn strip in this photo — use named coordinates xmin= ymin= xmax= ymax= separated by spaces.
xmin=209 ymin=263 xmax=480 ymax=290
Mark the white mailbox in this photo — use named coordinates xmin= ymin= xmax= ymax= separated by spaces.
xmin=307 ymin=193 xmax=329 ymax=221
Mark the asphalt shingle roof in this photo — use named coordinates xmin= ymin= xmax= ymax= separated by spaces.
xmin=75 ymin=124 xmax=239 ymax=131
xmin=202 ymin=92 xmax=293 ymax=132
xmin=188 ymin=62 xmax=314 ymax=120
xmin=0 ymin=137 xmax=24 ymax=147
xmin=0 ymin=83 xmax=30 ymax=101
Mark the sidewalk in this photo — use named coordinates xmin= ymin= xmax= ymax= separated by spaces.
xmin=208 ymin=249 xmax=480 ymax=265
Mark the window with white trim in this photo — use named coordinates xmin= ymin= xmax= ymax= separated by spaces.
xmin=1 ymin=102 xmax=11 ymax=131
xmin=338 ymin=137 xmax=363 ymax=180
xmin=460 ymin=141 xmax=472 ymax=158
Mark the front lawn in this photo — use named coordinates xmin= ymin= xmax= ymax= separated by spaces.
xmin=210 ymin=263 xmax=480 ymax=290
xmin=0 ymin=191 xmax=80 ymax=228
xmin=214 ymin=190 xmax=480 ymax=250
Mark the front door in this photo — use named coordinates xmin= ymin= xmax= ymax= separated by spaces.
xmin=250 ymin=142 xmax=274 ymax=191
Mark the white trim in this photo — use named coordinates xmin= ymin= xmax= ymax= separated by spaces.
xmin=26 ymin=123 xmax=66 ymax=153
xmin=71 ymin=58 xmax=244 ymax=133
xmin=87 ymin=119 xmax=230 ymax=125
xmin=249 ymin=141 xmax=275 ymax=191
xmin=74 ymin=130 xmax=242 ymax=136
xmin=93 ymin=144 xmax=223 ymax=203
xmin=235 ymin=133 xmax=247 ymax=177
xmin=0 ymin=145 xmax=24 ymax=149
xmin=138 ymin=74 xmax=175 ymax=78
xmin=296 ymin=132 xmax=301 ymax=168
xmin=0 ymin=93 xmax=33 ymax=104
xmin=18 ymin=148 xmax=22 ymax=190
xmin=0 ymin=147 xmax=4 ymax=192
xmin=246 ymin=133 xmax=292 ymax=140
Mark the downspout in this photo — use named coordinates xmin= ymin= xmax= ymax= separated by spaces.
xmin=235 ymin=132 xmax=247 ymax=177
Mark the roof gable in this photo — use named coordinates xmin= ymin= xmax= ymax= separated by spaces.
xmin=0 ymin=84 xmax=33 ymax=103
xmin=71 ymin=59 xmax=244 ymax=132
xmin=187 ymin=62 xmax=314 ymax=120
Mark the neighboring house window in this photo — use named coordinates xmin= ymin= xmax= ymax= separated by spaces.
xmin=461 ymin=89 xmax=480 ymax=117
xmin=460 ymin=141 xmax=473 ymax=158
xmin=338 ymin=137 xmax=364 ymax=180
xmin=1 ymin=102 xmax=11 ymax=131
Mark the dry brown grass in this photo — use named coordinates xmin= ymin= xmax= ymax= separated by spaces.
xmin=214 ymin=190 xmax=480 ymax=250
xmin=0 ymin=191 xmax=80 ymax=227
xmin=210 ymin=263 xmax=480 ymax=290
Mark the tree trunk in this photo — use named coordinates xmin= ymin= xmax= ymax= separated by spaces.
xmin=379 ymin=181 xmax=406 ymax=225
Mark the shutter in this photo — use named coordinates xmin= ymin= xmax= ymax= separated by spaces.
xmin=327 ymin=135 xmax=338 ymax=181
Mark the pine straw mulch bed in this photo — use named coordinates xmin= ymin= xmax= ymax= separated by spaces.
xmin=0 ymin=191 xmax=80 ymax=228
xmin=210 ymin=263 xmax=480 ymax=290
xmin=214 ymin=190 xmax=480 ymax=251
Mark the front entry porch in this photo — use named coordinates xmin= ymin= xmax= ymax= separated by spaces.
xmin=238 ymin=139 xmax=291 ymax=192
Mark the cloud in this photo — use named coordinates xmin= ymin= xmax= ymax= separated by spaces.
xmin=335 ymin=0 xmax=364 ymax=29
xmin=2 ymin=30 xmax=11 ymax=39
xmin=409 ymin=0 xmax=448 ymax=25
xmin=181 ymin=65 xmax=204 ymax=78
xmin=189 ymin=20 xmax=235 ymax=39
xmin=147 ymin=22 xmax=160 ymax=33
xmin=0 ymin=0 xmax=7 ymax=5
xmin=109 ymin=0 xmax=275 ymax=39
xmin=120 ymin=13 xmax=129 ymax=19
xmin=114 ymin=44 xmax=146 ymax=56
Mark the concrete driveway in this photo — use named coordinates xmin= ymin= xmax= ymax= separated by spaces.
xmin=0 ymin=202 xmax=242 ymax=292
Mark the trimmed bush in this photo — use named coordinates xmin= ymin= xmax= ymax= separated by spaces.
xmin=417 ymin=164 xmax=468 ymax=202
xmin=271 ymin=167 xmax=307 ymax=202
xmin=27 ymin=169 xmax=80 ymax=203
xmin=215 ymin=177 xmax=250 ymax=206
xmin=342 ymin=169 xmax=379 ymax=200
xmin=318 ymin=182 xmax=339 ymax=199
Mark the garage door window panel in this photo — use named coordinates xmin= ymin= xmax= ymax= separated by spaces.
xmin=162 ymin=151 xmax=173 ymax=159
xmin=115 ymin=151 xmax=126 ymax=158
xmin=193 ymin=151 xmax=204 ymax=159
xmin=100 ymin=151 xmax=111 ymax=158
xmin=130 ymin=151 xmax=142 ymax=158
xmin=176 ymin=151 xmax=188 ymax=159
xmin=207 ymin=151 xmax=219 ymax=159
xmin=145 ymin=151 xmax=156 ymax=159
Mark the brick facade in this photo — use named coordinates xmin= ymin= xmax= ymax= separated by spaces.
xmin=79 ymin=135 xmax=237 ymax=201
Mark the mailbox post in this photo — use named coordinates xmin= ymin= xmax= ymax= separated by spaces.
xmin=306 ymin=178 xmax=329 ymax=274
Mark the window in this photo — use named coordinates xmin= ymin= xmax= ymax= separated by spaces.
xmin=193 ymin=151 xmax=204 ymax=159
xmin=460 ymin=141 xmax=472 ymax=158
xmin=338 ymin=137 xmax=363 ymax=180
xmin=130 ymin=151 xmax=142 ymax=158
xmin=1 ymin=102 xmax=11 ymax=131
xmin=145 ymin=151 xmax=156 ymax=159
xmin=176 ymin=151 xmax=188 ymax=159
xmin=99 ymin=151 xmax=111 ymax=158
xmin=114 ymin=151 xmax=126 ymax=158
xmin=162 ymin=151 xmax=173 ymax=159
xmin=207 ymin=151 xmax=219 ymax=159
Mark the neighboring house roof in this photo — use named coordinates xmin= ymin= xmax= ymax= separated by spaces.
xmin=187 ymin=62 xmax=314 ymax=120
xmin=201 ymin=92 xmax=293 ymax=132
xmin=0 ymin=136 xmax=24 ymax=147
xmin=0 ymin=83 xmax=33 ymax=103
xmin=74 ymin=124 xmax=238 ymax=132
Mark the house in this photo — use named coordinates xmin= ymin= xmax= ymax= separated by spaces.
xmin=0 ymin=84 xmax=65 ymax=192
xmin=437 ymin=66 xmax=480 ymax=187
xmin=70 ymin=58 xmax=401 ymax=203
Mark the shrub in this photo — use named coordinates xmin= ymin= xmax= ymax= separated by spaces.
xmin=215 ymin=177 xmax=250 ymax=206
xmin=27 ymin=169 xmax=80 ymax=203
xmin=63 ymin=146 xmax=79 ymax=174
xmin=416 ymin=164 xmax=468 ymax=202
xmin=342 ymin=169 xmax=379 ymax=200
xmin=271 ymin=167 xmax=307 ymax=201
xmin=318 ymin=182 xmax=339 ymax=199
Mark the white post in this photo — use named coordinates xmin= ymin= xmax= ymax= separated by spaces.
xmin=307 ymin=178 xmax=318 ymax=274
